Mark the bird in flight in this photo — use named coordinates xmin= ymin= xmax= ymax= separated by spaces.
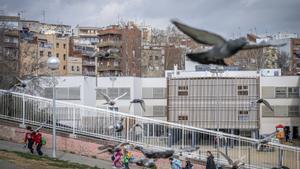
xmin=98 ymin=91 xmax=128 ymax=106
xmin=134 ymin=145 xmax=174 ymax=159
xmin=218 ymin=150 xmax=245 ymax=169
xmin=257 ymin=98 xmax=274 ymax=112
xmin=171 ymin=20 xmax=286 ymax=66
xmin=129 ymin=99 xmax=146 ymax=112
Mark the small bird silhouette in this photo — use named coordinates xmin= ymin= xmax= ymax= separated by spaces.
xmin=129 ymin=99 xmax=146 ymax=112
xmin=171 ymin=20 xmax=286 ymax=66
xmin=257 ymin=98 xmax=274 ymax=112
xmin=98 ymin=142 xmax=131 ymax=154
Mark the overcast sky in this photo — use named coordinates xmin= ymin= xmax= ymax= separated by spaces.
xmin=1 ymin=0 xmax=299 ymax=38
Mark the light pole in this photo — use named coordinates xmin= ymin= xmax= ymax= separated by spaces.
xmin=47 ymin=56 xmax=60 ymax=158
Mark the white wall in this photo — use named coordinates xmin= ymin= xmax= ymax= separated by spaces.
xmin=260 ymin=76 xmax=300 ymax=135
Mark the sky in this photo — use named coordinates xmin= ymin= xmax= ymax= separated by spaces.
xmin=1 ymin=0 xmax=299 ymax=38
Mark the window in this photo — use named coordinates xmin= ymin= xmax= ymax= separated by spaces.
xmin=48 ymin=51 xmax=51 ymax=57
xmin=288 ymin=87 xmax=299 ymax=98
xmin=155 ymin=56 xmax=159 ymax=60
xmin=237 ymin=85 xmax=248 ymax=95
xmin=178 ymin=115 xmax=188 ymax=120
xmin=153 ymin=106 xmax=166 ymax=117
xmin=63 ymin=65 xmax=66 ymax=70
xmin=56 ymin=53 xmax=59 ymax=58
xmin=153 ymin=88 xmax=165 ymax=99
xmin=63 ymin=54 xmax=66 ymax=60
xmin=275 ymin=87 xmax=287 ymax=98
xmin=76 ymin=66 xmax=80 ymax=71
xmin=238 ymin=111 xmax=249 ymax=121
xmin=149 ymin=56 xmax=153 ymax=61
xmin=39 ymin=51 xmax=44 ymax=57
xmin=63 ymin=44 xmax=66 ymax=49
xmin=71 ymin=66 xmax=74 ymax=71
xmin=288 ymin=106 xmax=299 ymax=117
xmin=178 ymin=85 xmax=188 ymax=96
xmin=56 ymin=43 xmax=59 ymax=48
xmin=45 ymin=87 xmax=80 ymax=100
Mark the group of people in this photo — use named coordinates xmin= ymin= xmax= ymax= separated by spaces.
xmin=24 ymin=126 xmax=44 ymax=156
xmin=112 ymin=148 xmax=133 ymax=169
xmin=169 ymin=151 xmax=216 ymax=169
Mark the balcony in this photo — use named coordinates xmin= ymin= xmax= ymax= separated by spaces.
xmin=4 ymin=42 xmax=18 ymax=48
xmin=98 ymin=65 xmax=121 ymax=72
xmin=97 ymin=40 xmax=121 ymax=48
xmin=82 ymin=61 xmax=96 ymax=66
xmin=83 ymin=71 xmax=96 ymax=76
xmin=98 ymin=29 xmax=121 ymax=36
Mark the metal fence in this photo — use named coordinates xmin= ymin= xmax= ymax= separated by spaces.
xmin=0 ymin=90 xmax=299 ymax=169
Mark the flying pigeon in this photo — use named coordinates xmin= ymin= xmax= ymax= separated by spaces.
xmin=129 ymin=123 xmax=143 ymax=133
xmin=256 ymin=131 xmax=277 ymax=150
xmin=271 ymin=166 xmax=290 ymax=169
xmin=98 ymin=91 xmax=128 ymax=106
xmin=178 ymin=146 xmax=200 ymax=156
xmin=109 ymin=118 xmax=124 ymax=132
xmin=257 ymin=98 xmax=274 ymax=112
xmin=98 ymin=142 xmax=131 ymax=154
xmin=218 ymin=150 xmax=245 ymax=169
xmin=134 ymin=145 xmax=174 ymax=159
xmin=131 ymin=157 xmax=157 ymax=168
xmin=129 ymin=99 xmax=146 ymax=112
xmin=171 ymin=20 xmax=286 ymax=66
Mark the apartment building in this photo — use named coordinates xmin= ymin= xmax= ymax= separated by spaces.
xmin=0 ymin=15 xmax=20 ymax=89
xmin=97 ymin=23 xmax=141 ymax=77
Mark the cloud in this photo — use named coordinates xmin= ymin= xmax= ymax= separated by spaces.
xmin=0 ymin=0 xmax=299 ymax=37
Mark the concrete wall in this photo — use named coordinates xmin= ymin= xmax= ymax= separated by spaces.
xmin=260 ymin=76 xmax=300 ymax=136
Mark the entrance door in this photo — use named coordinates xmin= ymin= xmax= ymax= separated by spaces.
xmin=293 ymin=126 xmax=299 ymax=139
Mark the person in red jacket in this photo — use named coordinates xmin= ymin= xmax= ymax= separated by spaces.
xmin=24 ymin=126 xmax=34 ymax=154
xmin=35 ymin=130 xmax=43 ymax=156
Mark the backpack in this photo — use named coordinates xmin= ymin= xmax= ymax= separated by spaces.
xmin=42 ymin=137 xmax=46 ymax=145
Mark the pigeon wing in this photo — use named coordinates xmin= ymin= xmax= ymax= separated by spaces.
xmin=113 ymin=92 xmax=128 ymax=102
xmin=98 ymin=91 xmax=111 ymax=102
xmin=260 ymin=99 xmax=274 ymax=112
xmin=242 ymin=43 xmax=286 ymax=50
xmin=140 ymin=100 xmax=146 ymax=112
xmin=171 ymin=19 xmax=226 ymax=46
xmin=218 ymin=150 xmax=233 ymax=165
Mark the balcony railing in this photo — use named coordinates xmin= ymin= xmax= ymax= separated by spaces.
xmin=97 ymin=40 xmax=121 ymax=48
xmin=82 ymin=61 xmax=96 ymax=66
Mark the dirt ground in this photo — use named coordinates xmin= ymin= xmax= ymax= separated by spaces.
xmin=0 ymin=150 xmax=102 ymax=169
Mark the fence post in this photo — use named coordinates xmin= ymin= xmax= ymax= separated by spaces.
xmin=238 ymin=136 xmax=241 ymax=158
xmin=126 ymin=117 xmax=129 ymax=142
xmin=19 ymin=93 xmax=26 ymax=128
xmin=72 ymin=107 xmax=75 ymax=135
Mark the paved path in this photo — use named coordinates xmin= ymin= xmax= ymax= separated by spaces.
xmin=0 ymin=139 xmax=140 ymax=169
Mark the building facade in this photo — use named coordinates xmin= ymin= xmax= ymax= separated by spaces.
xmin=168 ymin=76 xmax=259 ymax=137
xmin=260 ymin=76 xmax=300 ymax=138
xmin=0 ymin=15 xmax=20 ymax=89
xmin=97 ymin=23 xmax=141 ymax=77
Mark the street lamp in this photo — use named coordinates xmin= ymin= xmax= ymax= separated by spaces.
xmin=47 ymin=56 xmax=60 ymax=158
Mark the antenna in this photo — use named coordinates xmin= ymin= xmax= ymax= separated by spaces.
xmin=42 ymin=10 xmax=46 ymax=23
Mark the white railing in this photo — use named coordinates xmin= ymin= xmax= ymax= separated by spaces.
xmin=0 ymin=90 xmax=299 ymax=169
